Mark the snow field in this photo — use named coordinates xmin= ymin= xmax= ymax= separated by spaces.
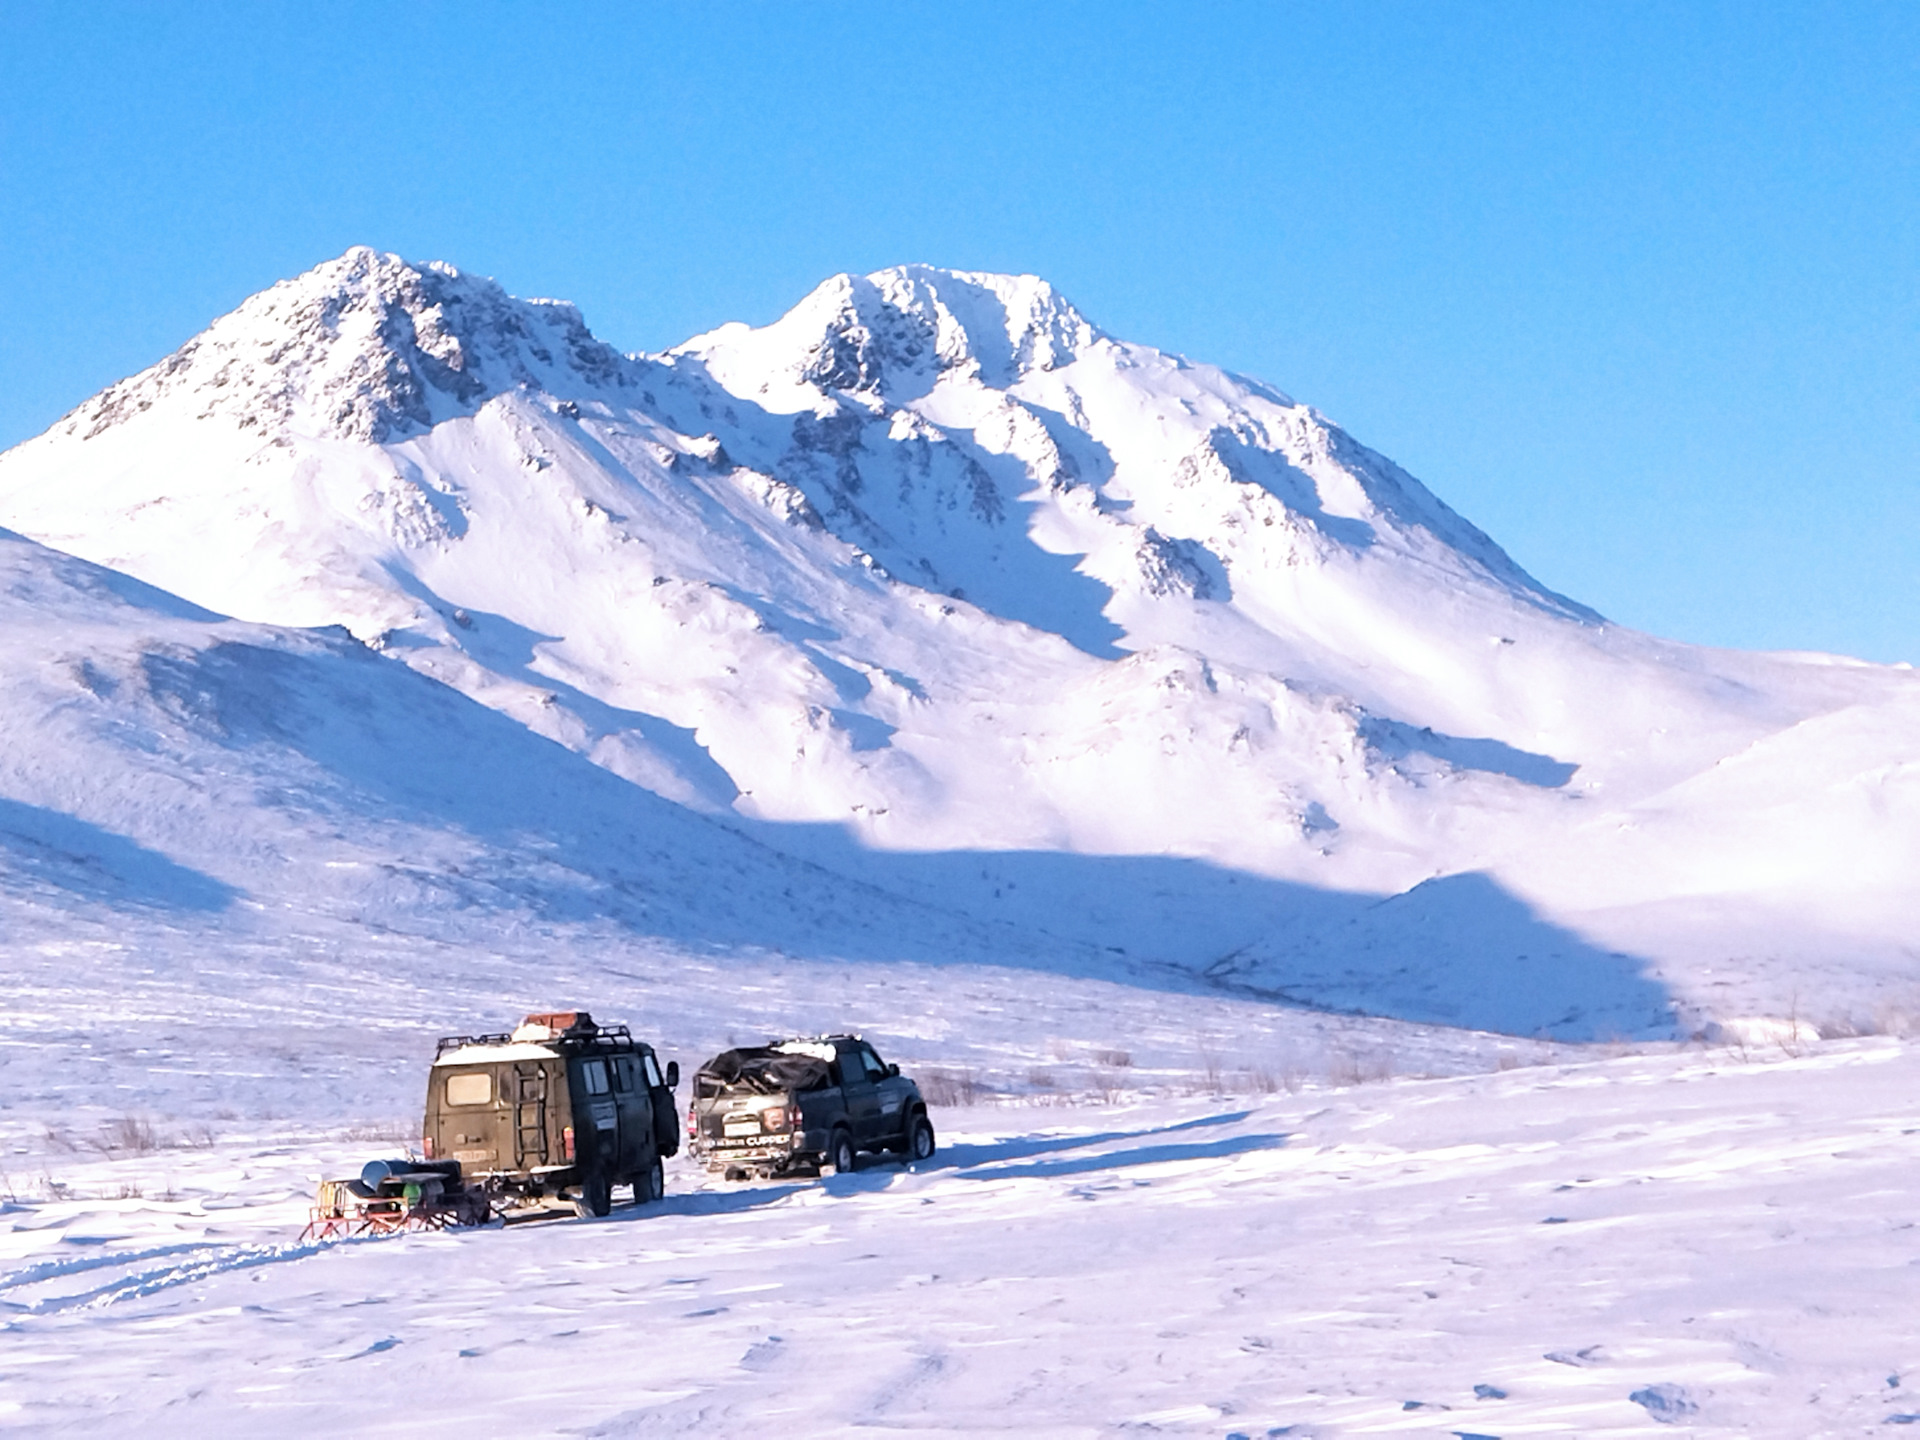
xmin=3 ymin=1039 xmax=1917 ymax=1435
xmin=0 ymin=899 xmax=1579 ymax=1159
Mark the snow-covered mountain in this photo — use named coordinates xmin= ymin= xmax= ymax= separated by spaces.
xmin=3 ymin=247 xmax=1917 ymax=1037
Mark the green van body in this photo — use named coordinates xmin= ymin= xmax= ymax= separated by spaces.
xmin=423 ymin=1012 xmax=678 ymax=1216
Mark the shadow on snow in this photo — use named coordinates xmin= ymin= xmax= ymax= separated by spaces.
xmin=932 ymin=1110 xmax=1253 ymax=1172
xmin=130 ymin=634 xmax=1677 ymax=1042
xmin=954 ymin=1130 xmax=1288 ymax=1182
xmin=0 ymin=797 xmax=237 ymax=914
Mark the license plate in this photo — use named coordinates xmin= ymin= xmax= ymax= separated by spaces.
xmin=723 ymin=1120 xmax=760 ymax=1137
xmin=453 ymin=1149 xmax=493 ymax=1163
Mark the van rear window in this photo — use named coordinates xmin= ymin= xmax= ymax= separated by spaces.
xmin=445 ymin=1072 xmax=491 ymax=1107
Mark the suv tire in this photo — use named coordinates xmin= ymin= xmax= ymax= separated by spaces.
xmin=828 ymin=1129 xmax=856 ymax=1176
xmin=907 ymin=1114 xmax=936 ymax=1163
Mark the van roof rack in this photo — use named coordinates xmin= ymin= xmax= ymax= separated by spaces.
xmin=434 ymin=1022 xmax=639 ymax=1059
xmin=554 ymin=1022 xmax=635 ymax=1053
xmin=435 ymin=1031 xmax=514 ymax=1056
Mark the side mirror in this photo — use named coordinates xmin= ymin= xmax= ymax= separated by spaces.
xmin=887 ymin=1063 xmax=900 ymax=1078
xmin=665 ymin=1060 xmax=680 ymax=1089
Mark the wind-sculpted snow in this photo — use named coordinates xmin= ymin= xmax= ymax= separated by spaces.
xmin=2 ymin=250 xmax=1920 ymax=1038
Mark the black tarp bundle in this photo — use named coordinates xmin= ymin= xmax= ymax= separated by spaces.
xmin=697 ymin=1046 xmax=833 ymax=1095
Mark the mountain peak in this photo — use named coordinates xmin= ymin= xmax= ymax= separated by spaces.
xmin=678 ymin=264 xmax=1104 ymax=400
xmin=858 ymin=264 xmax=1103 ymax=380
xmin=59 ymin=247 xmax=634 ymax=445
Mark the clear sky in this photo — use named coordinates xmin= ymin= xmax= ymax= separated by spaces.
xmin=3 ymin=2 xmax=1914 ymax=660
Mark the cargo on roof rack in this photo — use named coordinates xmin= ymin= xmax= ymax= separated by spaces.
xmin=435 ymin=1012 xmax=641 ymax=1060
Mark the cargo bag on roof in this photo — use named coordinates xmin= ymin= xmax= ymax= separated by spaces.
xmin=698 ymin=1047 xmax=832 ymax=1094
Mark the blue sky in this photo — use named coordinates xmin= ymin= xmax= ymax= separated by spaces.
xmin=3 ymin=2 xmax=1914 ymax=659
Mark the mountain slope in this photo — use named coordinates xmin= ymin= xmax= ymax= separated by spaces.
xmin=0 ymin=523 xmax=1124 ymax=978
xmin=2 ymin=248 xmax=1917 ymax=1035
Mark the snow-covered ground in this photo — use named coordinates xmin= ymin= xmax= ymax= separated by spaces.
xmin=6 ymin=1037 xmax=1917 ymax=1436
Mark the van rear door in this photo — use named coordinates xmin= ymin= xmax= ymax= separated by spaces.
xmin=641 ymin=1048 xmax=678 ymax=1156
xmin=570 ymin=1055 xmax=620 ymax=1175
xmin=429 ymin=1064 xmax=505 ymax=1170
xmin=609 ymin=1051 xmax=653 ymax=1176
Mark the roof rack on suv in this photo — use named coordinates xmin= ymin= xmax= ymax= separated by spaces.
xmin=773 ymin=1032 xmax=860 ymax=1044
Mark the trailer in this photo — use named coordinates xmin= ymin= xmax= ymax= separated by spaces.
xmin=301 ymin=1157 xmax=491 ymax=1240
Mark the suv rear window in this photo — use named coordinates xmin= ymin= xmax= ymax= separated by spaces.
xmin=445 ymin=1072 xmax=491 ymax=1107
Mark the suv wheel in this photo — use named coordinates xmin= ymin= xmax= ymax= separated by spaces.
xmin=907 ymin=1115 xmax=936 ymax=1163
xmin=828 ymin=1129 xmax=856 ymax=1176
xmin=574 ymin=1169 xmax=612 ymax=1219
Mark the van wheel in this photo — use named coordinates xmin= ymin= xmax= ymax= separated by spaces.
xmin=828 ymin=1129 xmax=856 ymax=1176
xmin=574 ymin=1169 xmax=612 ymax=1219
xmin=633 ymin=1156 xmax=664 ymax=1204
xmin=907 ymin=1115 xmax=936 ymax=1163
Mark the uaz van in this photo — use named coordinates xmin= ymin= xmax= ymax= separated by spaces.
xmin=423 ymin=1010 xmax=679 ymax=1217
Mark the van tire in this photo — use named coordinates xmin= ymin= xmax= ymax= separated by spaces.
xmin=828 ymin=1129 xmax=856 ymax=1176
xmin=633 ymin=1156 xmax=664 ymax=1204
xmin=907 ymin=1114 xmax=936 ymax=1163
xmin=574 ymin=1169 xmax=612 ymax=1218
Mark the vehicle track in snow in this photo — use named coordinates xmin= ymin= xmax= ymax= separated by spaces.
xmin=0 ymin=1237 xmax=333 ymax=1313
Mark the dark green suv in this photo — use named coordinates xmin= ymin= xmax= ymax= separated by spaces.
xmin=688 ymin=1034 xmax=935 ymax=1180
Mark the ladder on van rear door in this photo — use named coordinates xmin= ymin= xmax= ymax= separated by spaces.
xmin=512 ymin=1064 xmax=549 ymax=1168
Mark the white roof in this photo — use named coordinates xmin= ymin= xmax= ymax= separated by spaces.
xmin=433 ymin=1041 xmax=558 ymax=1067
xmin=774 ymin=1040 xmax=836 ymax=1061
